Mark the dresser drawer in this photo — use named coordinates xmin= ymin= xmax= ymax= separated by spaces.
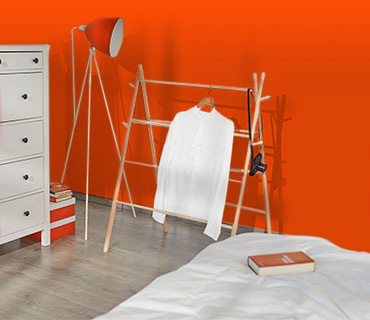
xmin=0 ymin=157 xmax=44 ymax=200
xmin=0 ymin=121 xmax=43 ymax=162
xmin=0 ymin=192 xmax=44 ymax=238
xmin=0 ymin=73 xmax=43 ymax=122
xmin=0 ymin=52 xmax=42 ymax=71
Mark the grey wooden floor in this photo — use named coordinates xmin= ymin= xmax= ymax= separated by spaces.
xmin=0 ymin=200 xmax=232 ymax=320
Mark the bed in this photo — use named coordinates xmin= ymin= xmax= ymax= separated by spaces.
xmin=95 ymin=233 xmax=370 ymax=319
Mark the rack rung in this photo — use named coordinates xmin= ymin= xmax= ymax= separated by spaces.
xmin=233 ymin=132 xmax=249 ymax=138
xmin=252 ymin=141 xmax=263 ymax=146
xmin=129 ymin=81 xmax=271 ymax=103
xmin=221 ymin=223 xmax=233 ymax=230
xmin=148 ymin=119 xmax=258 ymax=135
xmin=124 ymin=160 xmax=264 ymax=177
xmin=143 ymin=79 xmax=250 ymax=92
xmin=124 ymin=160 xmax=244 ymax=174
xmin=117 ymin=201 xmax=235 ymax=230
xmin=149 ymin=120 xmax=259 ymax=135
xmin=131 ymin=119 xmax=170 ymax=127
xmin=151 ymin=119 xmax=171 ymax=124
xmin=118 ymin=201 xmax=207 ymax=223
xmin=225 ymin=202 xmax=266 ymax=214
xmin=127 ymin=119 xmax=260 ymax=139
xmin=235 ymin=128 xmax=258 ymax=135
xmin=229 ymin=179 xmax=242 ymax=183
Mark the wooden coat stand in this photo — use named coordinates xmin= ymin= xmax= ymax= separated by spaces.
xmin=103 ymin=64 xmax=272 ymax=253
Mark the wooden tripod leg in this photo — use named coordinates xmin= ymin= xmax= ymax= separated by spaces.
xmin=103 ymin=72 xmax=140 ymax=253
xmin=258 ymin=115 xmax=272 ymax=234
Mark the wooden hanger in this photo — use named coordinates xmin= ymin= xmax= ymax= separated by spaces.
xmin=197 ymin=97 xmax=214 ymax=109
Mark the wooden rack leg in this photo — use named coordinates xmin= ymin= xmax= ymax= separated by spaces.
xmin=103 ymin=72 xmax=140 ymax=253
xmin=231 ymin=72 xmax=266 ymax=236
xmin=258 ymin=114 xmax=272 ymax=234
xmin=138 ymin=64 xmax=158 ymax=180
xmin=138 ymin=64 xmax=168 ymax=233
xmin=163 ymin=219 xmax=168 ymax=233
xmin=231 ymin=149 xmax=252 ymax=236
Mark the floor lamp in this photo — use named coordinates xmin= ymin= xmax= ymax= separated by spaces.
xmin=61 ymin=17 xmax=136 ymax=241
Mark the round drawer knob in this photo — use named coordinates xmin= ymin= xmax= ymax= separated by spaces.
xmin=22 ymin=94 xmax=28 ymax=100
xmin=23 ymin=174 xmax=29 ymax=180
xmin=22 ymin=137 xmax=29 ymax=143
xmin=33 ymin=58 xmax=39 ymax=64
xmin=24 ymin=211 xmax=30 ymax=217
xmin=0 ymin=59 xmax=2 ymax=64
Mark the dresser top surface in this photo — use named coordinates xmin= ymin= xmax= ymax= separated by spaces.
xmin=0 ymin=44 xmax=50 ymax=52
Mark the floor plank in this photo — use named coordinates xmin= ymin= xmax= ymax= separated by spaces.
xmin=0 ymin=200 xmax=233 ymax=319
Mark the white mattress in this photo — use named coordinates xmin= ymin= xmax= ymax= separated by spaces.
xmin=95 ymin=233 xmax=370 ymax=319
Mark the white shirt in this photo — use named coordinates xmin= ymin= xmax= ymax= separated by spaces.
xmin=153 ymin=106 xmax=234 ymax=240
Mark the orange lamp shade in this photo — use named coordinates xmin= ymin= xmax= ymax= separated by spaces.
xmin=83 ymin=18 xmax=124 ymax=57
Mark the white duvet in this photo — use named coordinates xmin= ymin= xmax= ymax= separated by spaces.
xmin=96 ymin=233 xmax=370 ymax=319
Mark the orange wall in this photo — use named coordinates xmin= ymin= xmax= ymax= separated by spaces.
xmin=2 ymin=1 xmax=369 ymax=252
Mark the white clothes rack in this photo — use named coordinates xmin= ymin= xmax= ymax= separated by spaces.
xmin=103 ymin=64 xmax=272 ymax=252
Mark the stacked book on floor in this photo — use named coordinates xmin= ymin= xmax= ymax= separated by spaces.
xmin=29 ymin=182 xmax=76 ymax=242
xmin=50 ymin=182 xmax=73 ymax=203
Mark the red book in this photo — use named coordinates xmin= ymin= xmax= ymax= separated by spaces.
xmin=50 ymin=182 xmax=71 ymax=195
xmin=50 ymin=195 xmax=72 ymax=202
xmin=50 ymin=192 xmax=73 ymax=199
xmin=248 ymin=251 xmax=315 ymax=276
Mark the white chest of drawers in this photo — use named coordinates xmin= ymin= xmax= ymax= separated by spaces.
xmin=0 ymin=45 xmax=50 ymax=246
